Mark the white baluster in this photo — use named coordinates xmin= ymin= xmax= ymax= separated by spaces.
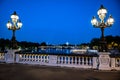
xmin=32 ymin=55 xmax=34 ymax=62
xmin=47 ymin=55 xmax=49 ymax=63
xmin=43 ymin=55 xmax=45 ymax=62
xmin=26 ymin=54 xmax=27 ymax=61
xmin=40 ymin=55 xmax=42 ymax=62
xmin=38 ymin=55 xmax=40 ymax=62
xmin=42 ymin=55 xmax=43 ymax=62
xmin=68 ymin=57 xmax=70 ymax=64
xmin=86 ymin=57 xmax=88 ymax=65
xmin=89 ymin=57 xmax=91 ymax=65
xmin=61 ymin=56 xmax=63 ymax=64
xmin=34 ymin=55 xmax=35 ymax=62
xmin=82 ymin=57 xmax=84 ymax=66
xmin=44 ymin=55 xmax=46 ymax=63
xmin=27 ymin=54 xmax=29 ymax=62
xmin=35 ymin=55 xmax=37 ymax=62
xmin=71 ymin=57 xmax=73 ymax=64
xmin=28 ymin=54 xmax=29 ymax=62
xmin=80 ymin=57 xmax=82 ymax=65
xmin=30 ymin=54 xmax=31 ymax=62
xmin=79 ymin=57 xmax=80 ymax=65
xmin=24 ymin=54 xmax=26 ymax=62
xmin=89 ymin=57 xmax=92 ymax=66
xmin=76 ymin=57 xmax=78 ymax=65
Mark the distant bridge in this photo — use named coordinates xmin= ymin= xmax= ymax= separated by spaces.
xmin=38 ymin=46 xmax=81 ymax=49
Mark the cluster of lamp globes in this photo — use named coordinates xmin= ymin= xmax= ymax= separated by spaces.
xmin=6 ymin=11 xmax=22 ymax=30
xmin=91 ymin=5 xmax=114 ymax=27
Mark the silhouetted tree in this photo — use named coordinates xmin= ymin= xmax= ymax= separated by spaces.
xmin=40 ymin=42 xmax=47 ymax=46
xmin=89 ymin=35 xmax=120 ymax=51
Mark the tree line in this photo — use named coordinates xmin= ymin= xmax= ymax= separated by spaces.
xmin=0 ymin=35 xmax=120 ymax=51
xmin=89 ymin=35 xmax=120 ymax=50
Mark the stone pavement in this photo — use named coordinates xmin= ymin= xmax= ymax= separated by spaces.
xmin=0 ymin=63 xmax=120 ymax=80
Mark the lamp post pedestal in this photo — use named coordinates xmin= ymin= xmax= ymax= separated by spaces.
xmin=5 ymin=49 xmax=19 ymax=63
xmin=98 ymin=52 xmax=111 ymax=70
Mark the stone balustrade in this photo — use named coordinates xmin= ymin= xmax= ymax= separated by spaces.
xmin=0 ymin=50 xmax=120 ymax=70
xmin=15 ymin=52 xmax=98 ymax=68
xmin=110 ymin=54 xmax=120 ymax=70
xmin=16 ymin=53 xmax=49 ymax=65
xmin=57 ymin=55 xmax=94 ymax=68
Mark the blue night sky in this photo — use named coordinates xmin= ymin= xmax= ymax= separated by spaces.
xmin=0 ymin=0 xmax=120 ymax=45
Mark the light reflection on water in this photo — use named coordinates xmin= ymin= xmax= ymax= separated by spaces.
xmin=38 ymin=48 xmax=71 ymax=54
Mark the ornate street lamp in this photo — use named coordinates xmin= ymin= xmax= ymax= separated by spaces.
xmin=91 ymin=5 xmax=114 ymax=52
xmin=6 ymin=11 xmax=22 ymax=49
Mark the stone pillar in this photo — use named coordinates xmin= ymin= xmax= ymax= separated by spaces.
xmin=98 ymin=52 xmax=111 ymax=70
xmin=5 ymin=49 xmax=19 ymax=63
xmin=48 ymin=55 xmax=57 ymax=66
xmin=110 ymin=58 xmax=116 ymax=70
xmin=92 ymin=57 xmax=98 ymax=69
xmin=15 ymin=54 xmax=20 ymax=63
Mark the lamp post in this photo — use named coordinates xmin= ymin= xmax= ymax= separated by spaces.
xmin=91 ymin=5 xmax=114 ymax=52
xmin=6 ymin=11 xmax=22 ymax=49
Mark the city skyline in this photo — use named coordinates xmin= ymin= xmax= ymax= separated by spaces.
xmin=0 ymin=0 xmax=120 ymax=44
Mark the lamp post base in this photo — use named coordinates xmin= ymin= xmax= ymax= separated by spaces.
xmin=5 ymin=49 xmax=19 ymax=63
xmin=98 ymin=52 xmax=111 ymax=70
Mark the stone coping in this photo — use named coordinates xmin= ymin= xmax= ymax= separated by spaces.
xmin=15 ymin=51 xmax=98 ymax=57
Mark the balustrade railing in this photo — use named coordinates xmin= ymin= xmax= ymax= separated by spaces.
xmin=15 ymin=52 xmax=98 ymax=69
xmin=17 ymin=53 xmax=49 ymax=64
xmin=0 ymin=51 xmax=120 ymax=70
xmin=57 ymin=55 xmax=94 ymax=68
